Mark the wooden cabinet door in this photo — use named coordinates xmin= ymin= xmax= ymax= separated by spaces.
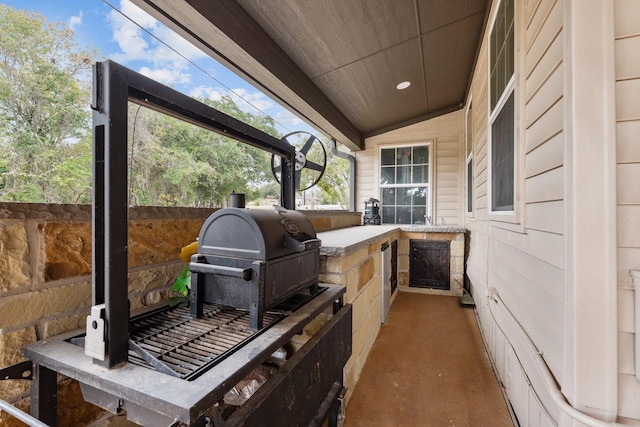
xmin=409 ymin=240 xmax=450 ymax=290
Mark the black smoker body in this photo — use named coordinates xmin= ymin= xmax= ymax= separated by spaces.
xmin=191 ymin=207 xmax=321 ymax=330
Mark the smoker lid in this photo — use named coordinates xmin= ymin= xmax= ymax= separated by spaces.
xmin=197 ymin=206 xmax=318 ymax=260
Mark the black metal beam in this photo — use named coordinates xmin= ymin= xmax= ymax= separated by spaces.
xmin=30 ymin=364 xmax=57 ymax=427
xmin=91 ymin=60 xmax=299 ymax=368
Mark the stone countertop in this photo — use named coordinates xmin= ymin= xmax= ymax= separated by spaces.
xmin=399 ymin=225 xmax=466 ymax=233
xmin=317 ymin=224 xmax=466 ymax=257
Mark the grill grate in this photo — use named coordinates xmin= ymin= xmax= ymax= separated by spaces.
xmin=128 ymin=304 xmax=283 ymax=381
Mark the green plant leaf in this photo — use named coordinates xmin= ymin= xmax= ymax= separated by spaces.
xmin=172 ymin=264 xmax=191 ymax=296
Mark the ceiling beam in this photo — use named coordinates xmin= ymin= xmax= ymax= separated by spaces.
xmin=134 ymin=0 xmax=364 ymax=151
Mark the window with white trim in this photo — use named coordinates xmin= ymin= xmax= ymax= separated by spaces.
xmin=489 ymin=0 xmax=515 ymax=213
xmin=465 ymin=101 xmax=473 ymax=215
xmin=379 ymin=145 xmax=430 ymax=225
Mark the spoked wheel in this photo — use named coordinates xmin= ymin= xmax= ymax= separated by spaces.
xmin=271 ymin=131 xmax=327 ymax=191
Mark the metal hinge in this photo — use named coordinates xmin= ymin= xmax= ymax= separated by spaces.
xmin=0 ymin=360 xmax=33 ymax=381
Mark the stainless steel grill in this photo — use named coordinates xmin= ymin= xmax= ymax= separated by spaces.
xmin=127 ymin=304 xmax=284 ymax=380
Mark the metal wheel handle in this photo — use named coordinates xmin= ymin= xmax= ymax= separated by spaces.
xmin=271 ymin=131 xmax=327 ymax=191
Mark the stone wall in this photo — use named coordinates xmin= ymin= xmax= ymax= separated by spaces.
xmin=397 ymin=231 xmax=466 ymax=296
xmin=0 ymin=203 xmax=361 ymax=426
xmin=318 ymin=229 xmax=401 ymax=402
xmin=0 ymin=203 xmax=213 ymax=426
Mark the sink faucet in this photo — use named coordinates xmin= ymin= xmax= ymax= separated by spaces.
xmin=424 ymin=215 xmax=432 ymax=225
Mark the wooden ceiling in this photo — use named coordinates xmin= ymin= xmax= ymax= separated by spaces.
xmin=133 ymin=0 xmax=489 ymax=151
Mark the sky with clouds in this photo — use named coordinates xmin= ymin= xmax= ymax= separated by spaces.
xmin=2 ymin=0 xmax=309 ymax=136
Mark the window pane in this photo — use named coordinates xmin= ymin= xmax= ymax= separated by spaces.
xmin=412 ymin=165 xmax=428 ymax=184
xmin=396 ymin=207 xmax=411 ymax=224
xmin=414 ymin=187 xmax=427 ymax=206
xmin=397 ymin=147 xmax=411 ymax=165
xmin=381 ymin=148 xmax=395 ymax=166
xmin=379 ymin=145 xmax=430 ymax=225
xmin=413 ymin=206 xmax=426 ymax=224
xmin=381 ymin=166 xmax=395 ymax=184
xmin=467 ymin=158 xmax=473 ymax=213
xmin=382 ymin=188 xmax=396 ymax=205
xmin=398 ymin=188 xmax=412 ymax=205
xmin=397 ymin=166 xmax=411 ymax=184
xmin=413 ymin=146 xmax=429 ymax=164
xmin=382 ymin=206 xmax=395 ymax=224
xmin=490 ymin=0 xmax=514 ymax=111
xmin=491 ymin=92 xmax=514 ymax=211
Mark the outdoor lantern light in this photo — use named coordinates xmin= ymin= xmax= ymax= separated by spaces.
xmin=363 ymin=197 xmax=381 ymax=225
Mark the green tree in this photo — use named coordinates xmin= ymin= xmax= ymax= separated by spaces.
xmin=126 ymin=96 xmax=277 ymax=208
xmin=315 ymin=139 xmax=351 ymax=209
xmin=0 ymin=5 xmax=95 ymax=202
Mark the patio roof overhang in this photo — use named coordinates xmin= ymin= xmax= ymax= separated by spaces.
xmin=132 ymin=0 xmax=489 ymax=151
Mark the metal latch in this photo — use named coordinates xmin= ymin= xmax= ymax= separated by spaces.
xmin=85 ymin=304 xmax=106 ymax=360
xmin=337 ymin=386 xmax=347 ymax=427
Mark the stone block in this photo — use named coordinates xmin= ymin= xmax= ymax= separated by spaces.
xmin=308 ymin=216 xmax=331 ymax=232
xmin=0 ymin=224 xmax=31 ymax=291
xmin=398 ymin=238 xmax=410 ymax=255
xmin=43 ymin=222 xmax=92 ymax=281
xmin=357 ymin=258 xmax=375 ymax=291
xmin=341 ymin=252 xmax=359 ymax=274
xmin=57 ymin=379 xmax=105 ymax=426
xmin=324 ymin=256 xmax=344 ymax=274
xmin=128 ymin=219 xmax=203 ymax=268
xmin=424 ymin=232 xmax=456 ymax=241
xmin=452 ymin=257 xmax=465 ymax=274
xmin=0 ymin=328 xmax=37 ymax=367
xmin=351 ymin=299 xmax=368 ymax=336
xmin=399 ymin=271 xmax=409 ymax=287
xmin=0 ymin=282 xmax=91 ymax=329
xmin=42 ymin=314 xmax=86 ymax=339
xmin=128 ymin=263 xmax=180 ymax=294
xmin=345 ymin=269 xmax=359 ymax=302
xmin=398 ymin=254 xmax=409 ymax=272
xmin=450 ymin=240 xmax=465 ymax=258
xmin=318 ymin=272 xmax=345 ymax=286
xmin=0 ymin=327 xmax=37 ymax=401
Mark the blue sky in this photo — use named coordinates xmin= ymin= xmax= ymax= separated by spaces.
xmin=2 ymin=0 xmax=310 ymax=137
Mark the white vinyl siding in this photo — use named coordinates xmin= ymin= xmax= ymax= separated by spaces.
xmin=615 ymin=0 xmax=640 ymax=420
xmin=466 ymin=0 xmax=568 ymax=424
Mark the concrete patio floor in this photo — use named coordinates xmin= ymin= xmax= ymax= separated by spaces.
xmin=344 ymin=291 xmax=514 ymax=427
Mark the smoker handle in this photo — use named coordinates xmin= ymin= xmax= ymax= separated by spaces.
xmin=284 ymin=233 xmax=322 ymax=252
xmin=190 ymin=263 xmax=252 ymax=281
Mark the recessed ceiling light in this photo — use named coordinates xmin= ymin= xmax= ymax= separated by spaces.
xmin=396 ymin=81 xmax=411 ymax=90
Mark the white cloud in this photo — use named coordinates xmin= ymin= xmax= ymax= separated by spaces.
xmin=228 ymin=88 xmax=275 ymax=114
xmin=107 ymin=0 xmax=207 ymax=85
xmin=69 ymin=11 xmax=83 ymax=31
xmin=139 ymin=64 xmax=191 ymax=86
xmin=189 ymin=86 xmax=224 ymax=100
xmin=189 ymin=86 xmax=275 ymax=116
xmin=274 ymin=109 xmax=304 ymax=127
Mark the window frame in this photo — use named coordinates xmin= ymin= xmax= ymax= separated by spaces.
xmin=487 ymin=0 xmax=522 ymax=227
xmin=378 ymin=142 xmax=433 ymax=225
xmin=465 ymin=99 xmax=474 ymax=217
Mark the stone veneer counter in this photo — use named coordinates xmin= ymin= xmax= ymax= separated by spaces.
xmin=315 ymin=223 xmax=467 ymax=404
xmin=317 ymin=224 xmax=466 ymax=254
xmin=317 ymin=225 xmax=399 ymax=256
